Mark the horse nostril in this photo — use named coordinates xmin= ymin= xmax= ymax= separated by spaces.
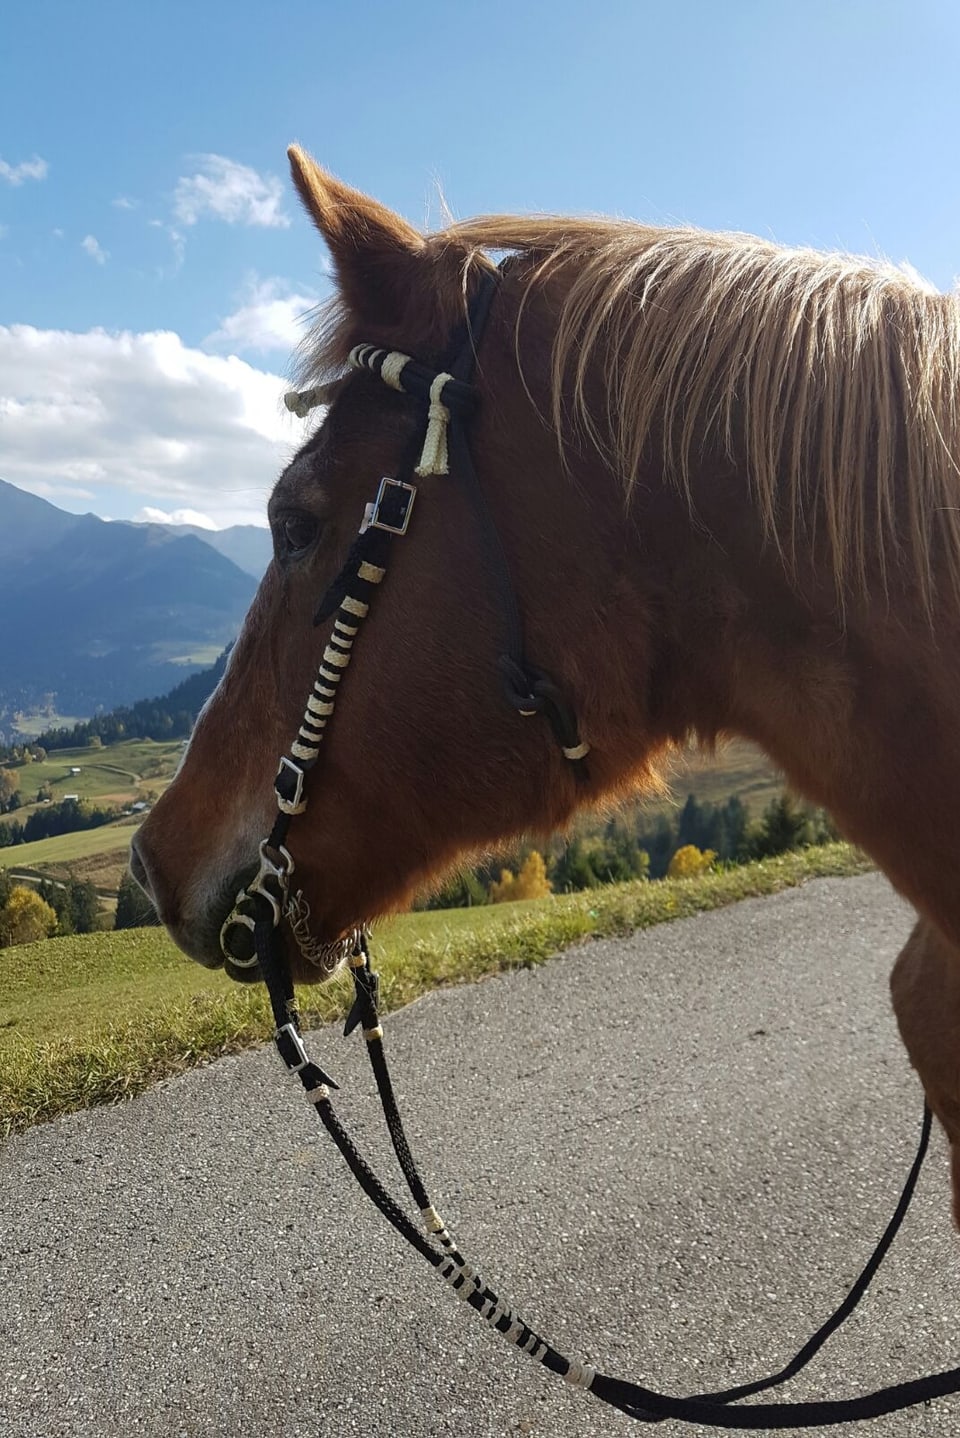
xmin=129 ymin=837 xmax=152 ymax=898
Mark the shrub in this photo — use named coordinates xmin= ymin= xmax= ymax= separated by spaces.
xmin=0 ymin=886 xmax=58 ymax=947
xmin=667 ymin=844 xmax=716 ymax=879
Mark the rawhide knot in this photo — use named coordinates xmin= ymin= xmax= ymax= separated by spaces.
xmin=498 ymin=654 xmax=543 ymax=717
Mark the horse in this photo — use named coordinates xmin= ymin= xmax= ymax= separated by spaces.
xmin=132 ymin=145 xmax=960 ymax=1225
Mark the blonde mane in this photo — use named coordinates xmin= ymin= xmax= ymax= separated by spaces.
xmin=306 ymin=214 xmax=960 ymax=607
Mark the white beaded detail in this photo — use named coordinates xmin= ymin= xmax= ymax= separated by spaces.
xmin=303 ymin=1084 xmax=330 ymax=1104
xmin=380 ymin=351 xmax=410 ymax=391
xmin=323 ymin=645 xmax=351 ymax=669
xmin=291 ymin=741 xmax=320 ymax=761
xmin=341 ymin=595 xmax=369 ymax=618
xmin=421 ymin=1205 xmax=445 ymax=1233
xmin=306 ymin=696 xmax=334 ymax=718
xmin=334 ymin=618 xmax=359 ymax=637
xmin=358 ymin=561 xmax=386 ymax=584
xmin=562 ymin=741 xmax=591 ymax=761
xmin=563 ymin=1361 xmax=596 ymax=1391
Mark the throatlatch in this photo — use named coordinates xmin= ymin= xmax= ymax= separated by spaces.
xmin=221 ymin=264 xmax=956 ymax=1428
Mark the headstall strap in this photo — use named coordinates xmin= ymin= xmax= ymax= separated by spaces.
xmin=234 ymin=265 xmax=954 ymax=1429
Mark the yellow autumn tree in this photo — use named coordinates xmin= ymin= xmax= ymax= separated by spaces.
xmin=488 ymin=868 xmax=516 ymax=903
xmin=667 ymin=844 xmax=716 ymax=880
xmin=489 ymin=851 xmax=552 ymax=903
xmin=0 ymin=886 xmax=58 ymax=947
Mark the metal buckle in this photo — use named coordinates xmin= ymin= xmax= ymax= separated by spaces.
xmin=275 ymin=755 xmax=306 ymax=815
xmin=275 ymin=1022 xmax=310 ymax=1076
xmin=368 ymin=476 xmax=417 ymax=535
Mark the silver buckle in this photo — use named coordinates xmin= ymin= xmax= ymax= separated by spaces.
xmin=275 ymin=1022 xmax=310 ymax=1076
xmin=275 ymin=755 xmax=306 ymax=815
xmin=369 ymin=476 xmax=417 ymax=535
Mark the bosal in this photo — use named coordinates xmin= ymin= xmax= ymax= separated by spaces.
xmin=216 ymin=267 xmax=956 ymax=1428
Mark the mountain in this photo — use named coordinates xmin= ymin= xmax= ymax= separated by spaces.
xmin=158 ymin=523 xmax=272 ymax=578
xmin=0 ymin=478 xmax=83 ymax=562
xmin=0 ymin=481 xmax=259 ymax=728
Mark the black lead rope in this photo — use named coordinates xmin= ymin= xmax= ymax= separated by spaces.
xmin=253 ymin=914 xmax=950 ymax=1429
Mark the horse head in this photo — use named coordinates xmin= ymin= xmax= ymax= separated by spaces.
xmin=132 ymin=149 xmax=663 ymax=980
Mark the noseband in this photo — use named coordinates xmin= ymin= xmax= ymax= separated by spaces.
xmin=216 ymin=269 xmax=953 ymax=1427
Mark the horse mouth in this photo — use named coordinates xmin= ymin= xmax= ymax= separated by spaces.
xmin=218 ymin=917 xmax=358 ymax=986
xmin=210 ymin=872 xmax=361 ymax=985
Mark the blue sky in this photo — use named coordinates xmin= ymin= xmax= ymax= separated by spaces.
xmin=2 ymin=0 xmax=959 ymax=526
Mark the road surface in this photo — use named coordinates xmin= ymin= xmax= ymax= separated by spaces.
xmin=3 ymin=873 xmax=959 ymax=1437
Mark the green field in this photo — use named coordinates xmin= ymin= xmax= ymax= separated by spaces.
xmin=0 ymin=739 xmax=184 ymax=888
xmin=2 ymin=821 xmax=138 ymax=870
xmin=0 ymin=843 xmax=871 ymax=1138
xmin=10 ymin=709 xmax=86 ymax=738
xmin=3 ymin=738 xmax=183 ymax=816
xmin=1 ymin=821 xmax=139 ymax=901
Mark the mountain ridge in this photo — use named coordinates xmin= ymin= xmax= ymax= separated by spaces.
xmin=0 ymin=480 xmax=266 ymax=734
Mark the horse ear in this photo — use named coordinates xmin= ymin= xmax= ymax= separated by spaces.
xmin=287 ymin=146 xmax=425 ymax=326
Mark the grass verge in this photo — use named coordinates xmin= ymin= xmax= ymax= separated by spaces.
xmin=0 ymin=843 xmax=870 ymax=1140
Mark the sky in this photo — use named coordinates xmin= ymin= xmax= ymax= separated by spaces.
xmin=2 ymin=0 xmax=959 ymax=529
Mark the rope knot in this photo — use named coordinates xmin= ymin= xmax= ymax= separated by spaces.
xmin=415 ymin=372 xmax=454 ymax=476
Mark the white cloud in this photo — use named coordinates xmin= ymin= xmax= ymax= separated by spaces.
xmin=168 ymin=226 xmax=186 ymax=268
xmin=148 ymin=218 xmax=186 ymax=273
xmin=174 ymin=154 xmax=290 ymax=229
xmin=81 ymin=234 xmax=108 ymax=265
xmin=204 ymin=275 xmax=318 ymax=354
xmin=112 ymin=196 xmax=137 ymax=210
xmin=0 ymin=324 xmax=304 ymax=527
xmin=0 ymin=155 xmax=48 ymax=186
xmin=135 ymin=505 xmax=218 ymax=529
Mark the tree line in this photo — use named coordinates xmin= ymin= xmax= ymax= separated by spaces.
xmin=422 ymin=792 xmax=839 ymax=908
xmin=0 ymin=797 xmax=122 ymax=850
xmin=0 ymin=648 xmax=229 ymax=761
xmin=0 ymin=788 xmax=842 ymax=946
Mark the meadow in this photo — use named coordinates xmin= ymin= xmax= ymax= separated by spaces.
xmin=0 ymin=738 xmax=185 ymax=895
xmin=3 ymin=738 xmax=183 ymax=820
xmin=0 ymin=842 xmax=870 ymax=1139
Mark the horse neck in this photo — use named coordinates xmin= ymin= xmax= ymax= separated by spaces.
xmin=612 ymin=445 xmax=960 ymax=946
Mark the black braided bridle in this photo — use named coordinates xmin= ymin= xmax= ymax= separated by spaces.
xmin=216 ymin=266 xmax=953 ymax=1427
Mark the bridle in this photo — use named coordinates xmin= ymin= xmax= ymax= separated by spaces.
xmin=215 ymin=266 xmax=956 ymax=1426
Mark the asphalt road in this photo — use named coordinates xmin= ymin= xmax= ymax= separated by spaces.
xmin=3 ymin=873 xmax=960 ymax=1438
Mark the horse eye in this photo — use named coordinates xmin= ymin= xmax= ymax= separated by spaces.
xmin=279 ymin=512 xmax=320 ymax=557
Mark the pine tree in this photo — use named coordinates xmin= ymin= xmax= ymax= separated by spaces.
xmin=115 ymin=872 xmax=161 ymax=929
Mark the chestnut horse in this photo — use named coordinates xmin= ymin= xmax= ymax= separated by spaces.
xmin=134 ymin=147 xmax=960 ymax=1222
